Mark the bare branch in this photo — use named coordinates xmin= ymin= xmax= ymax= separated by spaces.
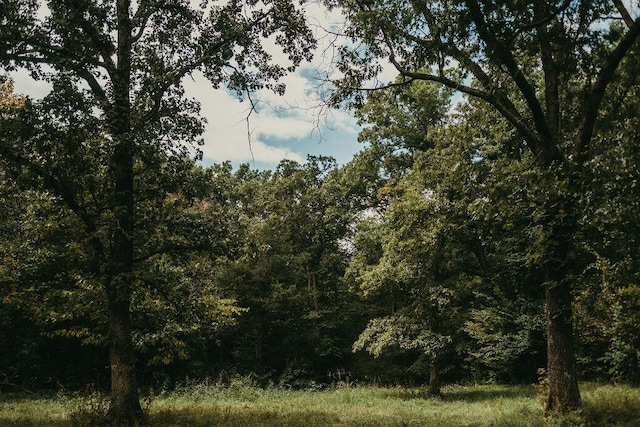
xmin=0 ymin=371 xmax=34 ymax=394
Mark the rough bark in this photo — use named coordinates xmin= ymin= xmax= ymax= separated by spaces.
xmin=107 ymin=284 xmax=145 ymax=426
xmin=105 ymin=140 xmax=144 ymax=425
xmin=542 ymin=190 xmax=581 ymax=413
xmin=545 ymin=278 xmax=581 ymax=412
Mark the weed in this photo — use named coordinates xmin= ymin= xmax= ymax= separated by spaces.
xmin=534 ymin=368 xmax=550 ymax=408
xmin=68 ymin=391 xmax=110 ymax=427
xmin=581 ymin=384 xmax=640 ymax=427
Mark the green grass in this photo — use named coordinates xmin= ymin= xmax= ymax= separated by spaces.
xmin=1 ymin=383 xmax=639 ymax=426
xmin=148 ymin=383 xmax=543 ymax=427
xmin=0 ymin=393 xmax=71 ymax=427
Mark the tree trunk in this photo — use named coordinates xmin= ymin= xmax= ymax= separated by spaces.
xmin=107 ymin=285 xmax=145 ymax=426
xmin=545 ymin=278 xmax=581 ymax=413
xmin=105 ymin=139 xmax=144 ymax=425
xmin=104 ymin=1 xmax=146 ymax=425
xmin=543 ymin=196 xmax=581 ymax=413
xmin=428 ymin=359 xmax=441 ymax=397
xmin=105 ymin=134 xmax=145 ymax=426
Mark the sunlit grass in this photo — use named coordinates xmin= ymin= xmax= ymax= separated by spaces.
xmin=1 ymin=383 xmax=639 ymax=426
xmin=0 ymin=394 xmax=70 ymax=427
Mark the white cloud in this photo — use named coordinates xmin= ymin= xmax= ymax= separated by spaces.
xmin=184 ymin=72 xmax=316 ymax=165
xmin=191 ymin=80 xmax=307 ymax=164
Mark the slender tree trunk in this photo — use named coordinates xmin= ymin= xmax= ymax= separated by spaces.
xmin=428 ymin=359 xmax=441 ymax=397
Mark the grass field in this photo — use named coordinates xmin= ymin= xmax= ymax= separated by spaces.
xmin=1 ymin=382 xmax=639 ymax=426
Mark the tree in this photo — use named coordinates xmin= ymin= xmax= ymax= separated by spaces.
xmin=347 ymin=180 xmax=479 ymax=396
xmin=1 ymin=1 xmax=314 ymax=423
xmin=325 ymin=0 xmax=640 ymax=412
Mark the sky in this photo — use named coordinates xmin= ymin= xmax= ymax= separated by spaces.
xmin=181 ymin=3 xmax=365 ymax=170
xmin=181 ymin=60 xmax=362 ymax=170
xmin=8 ymin=3 xmax=365 ymax=171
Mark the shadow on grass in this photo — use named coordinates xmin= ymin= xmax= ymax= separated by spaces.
xmin=443 ymin=385 xmax=537 ymax=402
xmin=151 ymin=407 xmax=346 ymax=427
xmin=0 ymin=392 xmax=54 ymax=402
xmin=149 ymin=399 xmax=546 ymax=427
xmin=383 ymin=384 xmax=537 ymax=403
xmin=0 ymin=419 xmax=68 ymax=427
xmin=582 ymin=393 xmax=640 ymax=427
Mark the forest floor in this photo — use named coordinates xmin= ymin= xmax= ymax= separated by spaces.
xmin=1 ymin=382 xmax=639 ymax=426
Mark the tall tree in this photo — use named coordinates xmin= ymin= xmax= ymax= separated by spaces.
xmin=346 ymin=78 xmax=551 ymax=387
xmin=325 ymin=0 xmax=640 ymax=412
xmin=1 ymin=1 xmax=314 ymax=424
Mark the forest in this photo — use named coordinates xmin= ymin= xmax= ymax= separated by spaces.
xmin=1 ymin=0 xmax=640 ymax=426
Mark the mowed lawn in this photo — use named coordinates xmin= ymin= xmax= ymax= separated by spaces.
xmin=1 ymin=383 xmax=639 ymax=426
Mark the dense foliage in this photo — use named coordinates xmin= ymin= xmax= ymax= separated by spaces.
xmin=1 ymin=0 xmax=315 ymax=423
xmin=2 ymin=82 xmax=639 ymax=392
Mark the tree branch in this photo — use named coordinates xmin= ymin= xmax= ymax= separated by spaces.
xmin=575 ymin=17 xmax=640 ymax=163
xmin=132 ymin=0 xmax=155 ymax=44
xmin=73 ymin=68 xmax=113 ymax=112
xmin=0 ymin=371 xmax=34 ymax=394
xmin=69 ymin=0 xmax=116 ymax=73
xmin=465 ymin=0 xmax=561 ymax=163
xmin=535 ymin=4 xmax=561 ymax=137
xmin=612 ymin=0 xmax=635 ymax=28
xmin=386 ymin=51 xmax=543 ymax=159
xmin=0 ymin=144 xmax=95 ymax=229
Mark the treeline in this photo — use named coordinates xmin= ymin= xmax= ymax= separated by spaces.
xmin=2 ymin=76 xmax=639 ymax=394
